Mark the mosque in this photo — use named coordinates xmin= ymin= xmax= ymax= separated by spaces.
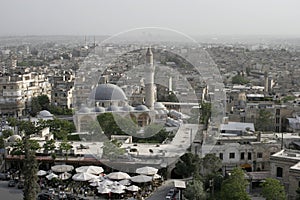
xmin=74 ymin=47 xmax=170 ymax=132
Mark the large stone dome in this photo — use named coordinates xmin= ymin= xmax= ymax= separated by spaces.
xmin=89 ymin=84 xmax=127 ymax=101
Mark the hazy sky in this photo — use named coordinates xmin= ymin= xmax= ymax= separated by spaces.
xmin=0 ymin=0 xmax=299 ymax=36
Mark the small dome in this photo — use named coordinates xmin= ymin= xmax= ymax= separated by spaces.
xmin=93 ymin=107 xmax=106 ymax=113
xmin=89 ymin=84 xmax=127 ymax=101
xmin=8 ymin=135 xmax=22 ymax=143
xmin=154 ymin=102 xmax=166 ymax=109
xmin=39 ymin=110 xmax=53 ymax=117
xmin=135 ymin=105 xmax=149 ymax=111
xmin=122 ymin=105 xmax=134 ymax=112
xmin=78 ymin=106 xmax=90 ymax=113
xmin=106 ymin=105 xmax=120 ymax=112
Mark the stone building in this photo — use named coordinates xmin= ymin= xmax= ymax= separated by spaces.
xmin=270 ymin=149 xmax=300 ymax=200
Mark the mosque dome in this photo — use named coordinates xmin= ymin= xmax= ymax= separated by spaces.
xmin=93 ymin=107 xmax=106 ymax=113
xmin=78 ymin=106 xmax=90 ymax=113
xmin=106 ymin=105 xmax=120 ymax=112
xmin=8 ymin=135 xmax=22 ymax=143
xmin=154 ymin=102 xmax=166 ymax=109
xmin=135 ymin=105 xmax=149 ymax=111
xmin=39 ymin=110 xmax=53 ymax=117
xmin=89 ymin=84 xmax=127 ymax=101
xmin=122 ymin=105 xmax=134 ymax=112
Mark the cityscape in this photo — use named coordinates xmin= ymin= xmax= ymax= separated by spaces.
xmin=1 ymin=1 xmax=300 ymax=200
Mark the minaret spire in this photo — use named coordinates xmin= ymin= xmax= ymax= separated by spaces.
xmin=145 ymin=47 xmax=155 ymax=109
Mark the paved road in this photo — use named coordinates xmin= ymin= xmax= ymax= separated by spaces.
xmin=0 ymin=180 xmax=23 ymax=200
xmin=146 ymin=180 xmax=173 ymax=200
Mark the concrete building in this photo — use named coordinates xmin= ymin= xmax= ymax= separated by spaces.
xmin=0 ymin=72 xmax=51 ymax=117
xmin=50 ymin=71 xmax=74 ymax=109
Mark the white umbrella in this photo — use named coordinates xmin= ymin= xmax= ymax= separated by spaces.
xmin=97 ymin=187 xmax=111 ymax=194
xmin=136 ymin=166 xmax=158 ymax=175
xmin=119 ymin=179 xmax=131 ymax=186
xmin=126 ymin=185 xmax=140 ymax=192
xmin=58 ymin=172 xmax=72 ymax=180
xmin=106 ymin=172 xmax=131 ymax=180
xmin=72 ymin=172 xmax=98 ymax=181
xmin=101 ymin=179 xmax=114 ymax=186
xmin=51 ymin=164 xmax=74 ymax=173
xmin=46 ymin=173 xmax=58 ymax=180
xmin=75 ymin=166 xmax=104 ymax=174
xmin=90 ymin=181 xmax=103 ymax=187
xmin=112 ymin=183 xmax=126 ymax=190
xmin=88 ymin=177 xmax=102 ymax=183
xmin=111 ymin=187 xmax=125 ymax=194
xmin=37 ymin=170 xmax=47 ymax=176
xmin=130 ymin=175 xmax=153 ymax=183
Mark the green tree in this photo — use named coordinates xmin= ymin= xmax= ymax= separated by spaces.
xmin=200 ymin=102 xmax=211 ymax=127
xmin=59 ymin=139 xmax=72 ymax=160
xmin=220 ymin=168 xmax=250 ymax=200
xmin=255 ymin=109 xmax=274 ymax=131
xmin=1 ymin=129 xmax=13 ymax=138
xmin=261 ymin=178 xmax=286 ymax=200
xmin=202 ymin=153 xmax=222 ymax=176
xmin=30 ymin=97 xmax=42 ymax=117
xmin=184 ymin=179 xmax=206 ymax=200
xmin=232 ymin=74 xmax=250 ymax=85
xmin=0 ymin=136 xmax=5 ymax=148
xmin=37 ymin=95 xmax=50 ymax=110
xmin=18 ymin=121 xmax=40 ymax=200
xmin=40 ymin=118 xmax=76 ymax=140
xmin=174 ymin=152 xmax=201 ymax=178
xmin=43 ymin=139 xmax=56 ymax=154
xmin=102 ymin=140 xmax=125 ymax=160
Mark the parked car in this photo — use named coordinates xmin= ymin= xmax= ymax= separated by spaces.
xmin=165 ymin=188 xmax=178 ymax=200
xmin=17 ymin=181 xmax=24 ymax=189
xmin=0 ymin=173 xmax=9 ymax=180
xmin=37 ymin=193 xmax=55 ymax=200
xmin=8 ymin=180 xmax=16 ymax=187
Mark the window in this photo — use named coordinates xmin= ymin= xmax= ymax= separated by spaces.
xmin=276 ymin=167 xmax=283 ymax=178
xmin=257 ymin=152 xmax=263 ymax=158
xmin=3 ymin=86 xmax=6 ymax=89
xmin=248 ymin=152 xmax=252 ymax=160
xmin=229 ymin=153 xmax=235 ymax=159
xmin=241 ymin=152 xmax=245 ymax=160
xmin=219 ymin=153 xmax=223 ymax=160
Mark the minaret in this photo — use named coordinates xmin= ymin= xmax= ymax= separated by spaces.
xmin=145 ymin=47 xmax=155 ymax=109
xmin=264 ymin=71 xmax=269 ymax=93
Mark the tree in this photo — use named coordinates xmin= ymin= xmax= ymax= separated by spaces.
xmin=0 ymin=136 xmax=5 ymax=149
xmin=59 ymin=139 xmax=72 ymax=160
xmin=43 ymin=139 xmax=56 ymax=154
xmin=184 ymin=179 xmax=206 ymax=200
xmin=30 ymin=97 xmax=42 ymax=117
xmin=102 ymin=140 xmax=125 ymax=160
xmin=202 ymin=153 xmax=222 ymax=176
xmin=37 ymin=95 xmax=50 ymax=110
xmin=200 ymin=102 xmax=211 ymax=127
xmin=255 ymin=109 xmax=274 ymax=131
xmin=232 ymin=74 xmax=250 ymax=85
xmin=220 ymin=168 xmax=250 ymax=200
xmin=261 ymin=178 xmax=286 ymax=200
xmin=1 ymin=129 xmax=13 ymax=138
xmin=18 ymin=121 xmax=40 ymax=200
xmin=174 ymin=152 xmax=201 ymax=178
